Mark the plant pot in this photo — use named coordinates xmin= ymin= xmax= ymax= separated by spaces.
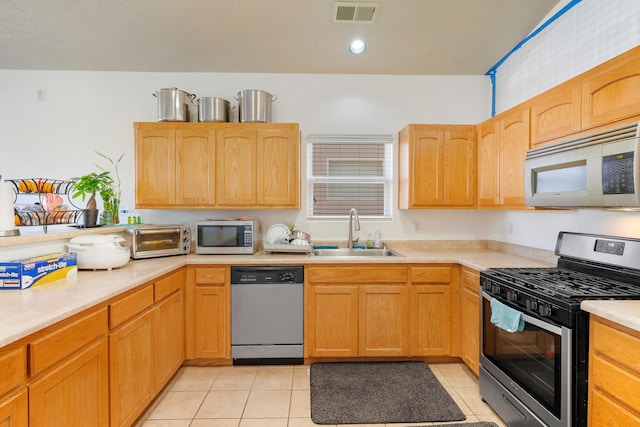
xmin=80 ymin=209 xmax=99 ymax=227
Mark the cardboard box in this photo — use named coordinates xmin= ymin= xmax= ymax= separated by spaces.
xmin=0 ymin=252 xmax=77 ymax=289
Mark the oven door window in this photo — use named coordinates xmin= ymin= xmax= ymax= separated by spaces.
xmin=482 ymin=296 xmax=562 ymax=418
xmin=136 ymin=230 xmax=180 ymax=251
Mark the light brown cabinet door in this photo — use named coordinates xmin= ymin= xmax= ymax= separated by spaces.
xmin=30 ymin=338 xmax=109 ymax=427
xmin=460 ymin=268 xmax=481 ymax=376
xmin=477 ymin=107 xmax=529 ymax=209
xmin=176 ymin=127 xmax=216 ymax=206
xmin=398 ymin=124 xmax=475 ymax=208
xmin=461 ymin=287 xmax=480 ymax=375
xmin=216 ymin=127 xmax=257 ymax=206
xmin=477 ymin=119 xmax=500 ymax=207
xmin=499 ymin=107 xmax=530 ymax=207
xmin=194 ymin=286 xmax=228 ymax=359
xmin=154 ymin=290 xmax=184 ymax=393
xmin=530 ymin=84 xmax=581 ymax=147
xmin=359 ymin=285 xmax=409 ymax=357
xmin=0 ymin=388 xmax=27 ymax=427
xmin=135 ymin=124 xmax=176 ymax=207
xmin=306 ymin=285 xmax=359 ymax=358
xmin=410 ymin=285 xmax=452 ymax=356
xmin=582 ymin=52 xmax=640 ymax=130
xmin=445 ymin=128 xmax=476 ymax=206
xmin=411 ymin=128 xmax=445 ymax=206
xmin=256 ymin=126 xmax=300 ymax=208
xmin=109 ymin=309 xmax=154 ymax=427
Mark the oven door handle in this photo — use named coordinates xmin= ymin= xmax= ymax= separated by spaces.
xmin=136 ymin=228 xmax=181 ymax=235
xmin=482 ymin=291 xmax=564 ymax=335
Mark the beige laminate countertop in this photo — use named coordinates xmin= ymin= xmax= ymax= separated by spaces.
xmin=581 ymin=300 xmax=640 ymax=332
xmin=0 ymin=245 xmax=554 ymax=348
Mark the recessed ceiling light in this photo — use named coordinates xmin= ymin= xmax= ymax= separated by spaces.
xmin=348 ymin=39 xmax=367 ymax=55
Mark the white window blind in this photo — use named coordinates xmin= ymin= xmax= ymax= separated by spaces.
xmin=307 ymin=134 xmax=393 ymax=218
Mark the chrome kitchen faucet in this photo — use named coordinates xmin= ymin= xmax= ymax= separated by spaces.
xmin=347 ymin=208 xmax=360 ymax=249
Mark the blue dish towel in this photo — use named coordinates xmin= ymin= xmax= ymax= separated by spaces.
xmin=490 ymin=298 xmax=525 ymax=332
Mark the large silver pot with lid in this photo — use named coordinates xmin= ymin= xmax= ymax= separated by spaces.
xmin=198 ymin=97 xmax=231 ymax=122
xmin=236 ymin=89 xmax=277 ymax=122
xmin=153 ymin=87 xmax=196 ymax=122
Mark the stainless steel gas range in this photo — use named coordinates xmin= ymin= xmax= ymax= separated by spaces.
xmin=480 ymin=232 xmax=640 ymax=427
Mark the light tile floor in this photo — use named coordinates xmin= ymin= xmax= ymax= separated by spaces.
xmin=136 ymin=363 xmax=507 ymax=427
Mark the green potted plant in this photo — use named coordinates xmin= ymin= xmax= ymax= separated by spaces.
xmin=71 ymin=171 xmax=113 ymax=226
xmin=95 ymin=151 xmax=123 ymax=224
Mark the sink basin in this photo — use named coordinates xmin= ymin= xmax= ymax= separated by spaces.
xmin=311 ymin=248 xmax=404 ymax=257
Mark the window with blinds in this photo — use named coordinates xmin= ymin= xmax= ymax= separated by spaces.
xmin=307 ymin=134 xmax=393 ymax=218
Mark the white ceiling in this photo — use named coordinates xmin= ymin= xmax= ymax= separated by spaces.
xmin=1 ymin=0 xmax=561 ymax=75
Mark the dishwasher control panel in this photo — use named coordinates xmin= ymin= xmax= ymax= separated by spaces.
xmin=231 ymin=266 xmax=304 ymax=284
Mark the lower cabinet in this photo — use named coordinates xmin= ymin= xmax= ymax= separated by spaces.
xmin=0 ymin=388 xmax=28 ymax=427
xmin=588 ymin=315 xmax=640 ymax=426
xmin=30 ymin=338 xmax=109 ymax=427
xmin=186 ymin=266 xmax=230 ymax=360
xmin=410 ymin=266 xmax=455 ymax=356
xmin=0 ymin=345 xmax=27 ymax=427
xmin=109 ymin=269 xmax=185 ymax=427
xmin=305 ymin=266 xmax=409 ymax=358
xmin=460 ymin=267 xmax=481 ymax=375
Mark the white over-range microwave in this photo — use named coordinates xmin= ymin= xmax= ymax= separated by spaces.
xmin=195 ymin=219 xmax=259 ymax=254
xmin=525 ymin=121 xmax=640 ymax=208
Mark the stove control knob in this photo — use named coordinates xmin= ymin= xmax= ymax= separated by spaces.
xmin=491 ymin=284 xmax=501 ymax=294
xmin=506 ymin=290 xmax=518 ymax=302
xmin=538 ymin=304 xmax=552 ymax=317
xmin=525 ymin=299 xmax=538 ymax=311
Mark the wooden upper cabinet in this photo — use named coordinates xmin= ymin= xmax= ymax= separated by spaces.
xmin=582 ymin=48 xmax=640 ymax=130
xmin=477 ymin=118 xmax=500 ymax=206
xmin=530 ymin=84 xmax=581 ymax=147
xmin=398 ymin=124 xmax=475 ymax=208
xmin=216 ymin=124 xmax=300 ymax=208
xmin=216 ymin=126 xmax=257 ymax=206
xmin=477 ymin=107 xmax=530 ymax=209
xmin=135 ymin=122 xmax=300 ymax=209
xmin=135 ymin=124 xmax=177 ymax=207
xmin=256 ymin=126 xmax=300 ymax=208
xmin=176 ymin=127 xmax=216 ymax=206
xmin=500 ymin=107 xmax=530 ymax=207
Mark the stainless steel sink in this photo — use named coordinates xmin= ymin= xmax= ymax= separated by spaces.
xmin=311 ymin=248 xmax=404 ymax=257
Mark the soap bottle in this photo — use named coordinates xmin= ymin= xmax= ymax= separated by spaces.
xmin=373 ymin=228 xmax=381 ymax=249
xmin=366 ymin=234 xmax=373 ymax=249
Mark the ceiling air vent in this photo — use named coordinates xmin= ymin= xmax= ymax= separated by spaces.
xmin=333 ymin=2 xmax=378 ymax=23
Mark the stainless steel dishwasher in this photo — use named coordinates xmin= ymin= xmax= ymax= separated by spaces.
xmin=230 ymin=266 xmax=304 ymax=364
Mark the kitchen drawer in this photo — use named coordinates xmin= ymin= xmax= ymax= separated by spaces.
xmin=307 ymin=266 xmax=409 ymax=284
xmin=109 ymin=284 xmax=154 ymax=329
xmin=410 ymin=266 xmax=452 ymax=284
xmin=195 ymin=267 xmax=227 ymax=285
xmin=590 ymin=385 xmax=640 ymax=426
xmin=155 ymin=268 xmax=185 ymax=301
xmin=462 ymin=267 xmax=480 ymax=290
xmin=30 ymin=308 xmax=107 ymax=376
xmin=591 ymin=354 xmax=640 ymax=413
xmin=0 ymin=346 xmax=27 ymax=398
xmin=591 ymin=319 xmax=640 ymax=373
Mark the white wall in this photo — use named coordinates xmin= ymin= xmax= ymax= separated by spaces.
xmin=1 ymin=70 xmax=497 ymax=245
xmin=3 ymin=0 xmax=640 ymax=252
xmin=495 ymin=0 xmax=640 ymax=112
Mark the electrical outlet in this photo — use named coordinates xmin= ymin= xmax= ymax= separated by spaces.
xmin=37 ymin=89 xmax=47 ymax=101
xmin=413 ymin=222 xmax=419 ymax=232
xmin=508 ymin=222 xmax=514 ymax=234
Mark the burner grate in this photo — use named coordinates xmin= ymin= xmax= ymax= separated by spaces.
xmin=486 ymin=267 xmax=640 ymax=299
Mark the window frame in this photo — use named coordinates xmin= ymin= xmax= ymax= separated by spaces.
xmin=306 ymin=134 xmax=394 ymax=219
